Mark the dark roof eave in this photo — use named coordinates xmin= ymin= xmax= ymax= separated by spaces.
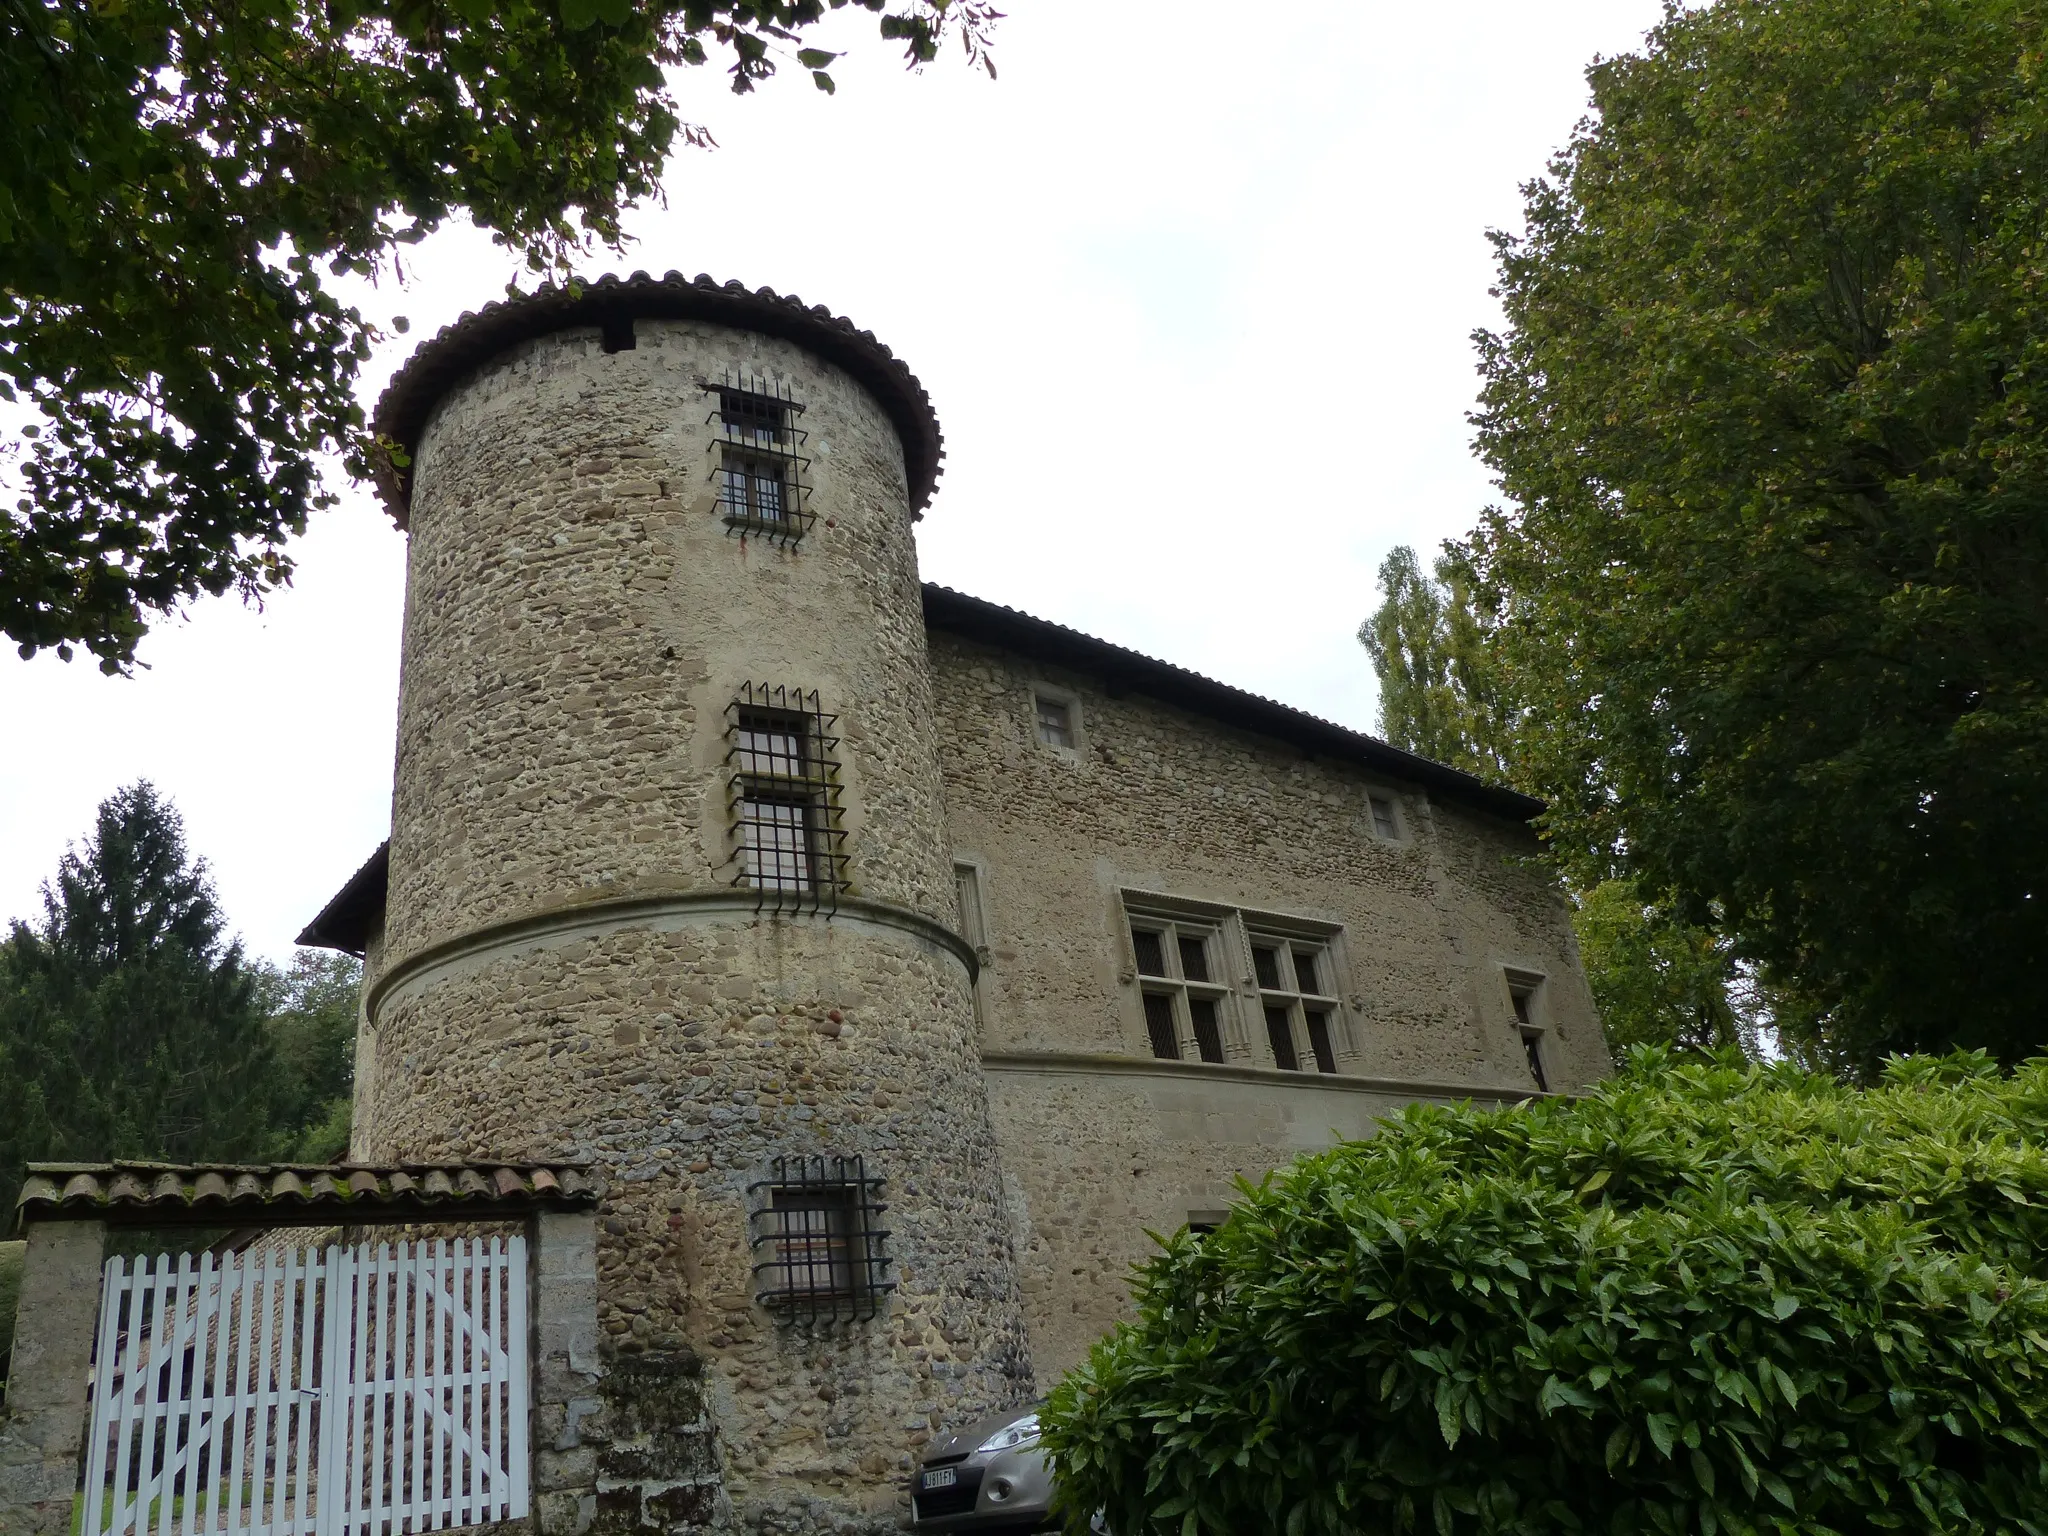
xmin=920 ymin=584 xmax=1546 ymax=823
xmin=372 ymin=271 xmax=945 ymax=525
xmin=295 ymin=841 xmax=389 ymax=955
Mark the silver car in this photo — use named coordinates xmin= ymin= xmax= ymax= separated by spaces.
xmin=911 ymin=1402 xmax=1056 ymax=1532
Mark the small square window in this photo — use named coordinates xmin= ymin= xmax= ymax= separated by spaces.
xmin=749 ymin=1155 xmax=892 ymax=1322
xmin=1036 ymin=697 xmax=1075 ymax=749
xmin=1369 ymin=794 xmax=1399 ymax=840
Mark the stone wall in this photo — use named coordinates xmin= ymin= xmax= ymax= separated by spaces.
xmin=927 ymin=629 xmax=1605 ymax=1375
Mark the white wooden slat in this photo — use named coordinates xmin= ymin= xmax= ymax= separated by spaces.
xmin=427 ymin=1242 xmax=446 ymax=1533
xmin=368 ymin=1245 xmax=387 ymax=1536
xmin=477 ymin=1241 xmax=493 ymax=1524
xmin=317 ymin=1245 xmax=348 ymax=1536
xmin=84 ymin=1255 xmax=129 ymax=1536
xmin=295 ymin=1247 xmax=319 ymax=1536
xmin=202 ymin=1255 xmax=236 ymax=1536
xmin=228 ymin=1246 xmax=260 ymax=1536
xmin=134 ymin=1254 xmax=173 ymax=1536
xmin=408 ymin=1243 xmax=425 ymax=1534
xmin=455 ymin=1239 xmax=472 ymax=1532
xmin=506 ymin=1234 xmax=530 ymax=1521
xmin=188 ymin=1253 xmax=217 ymax=1536
xmin=276 ymin=1253 xmax=303 ymax=1536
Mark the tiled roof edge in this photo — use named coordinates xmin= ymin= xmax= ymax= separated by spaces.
xmin=920 ymin=584 xmax=1546 ymax=823
xmin=14 ymin=1160 xmax=601 ymax=1233
xmin=372 ymin=271 xmax=945 ymax=524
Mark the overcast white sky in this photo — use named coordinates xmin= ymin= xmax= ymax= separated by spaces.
xmin=1 ymin=0 xmax=1665 ymax=962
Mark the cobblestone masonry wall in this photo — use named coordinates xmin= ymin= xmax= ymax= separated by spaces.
xmin=370 ymin=318 xmax=1031 ymax=1533
xmin=927 ymin=631 xmax=1606 ymax=1374
xmin=385 ymin=320 xmax=955 ymax=964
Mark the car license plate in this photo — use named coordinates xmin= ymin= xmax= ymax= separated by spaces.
xmin=921 ymin=1467 xmax=957 ymax=1490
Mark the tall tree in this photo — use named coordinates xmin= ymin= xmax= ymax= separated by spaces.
xmin=256 ymin=950 xmax=362 ymax=1162
xmin=1358 ymin=543 xmax=1511 ymax=779
xmin=1466 ymin=0 xmax=2048 ymax=1072
xmin=2 ymin=0 xmax=998 ymax=671
xmin=0 ymin=783 xmax=281 ymax=1215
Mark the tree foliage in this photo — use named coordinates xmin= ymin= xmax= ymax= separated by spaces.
xmin=1043 ymin=1050 xmax=2048 ymax=1536
xmin=1 ymin=0 xmax=996 ymax=670
xmin=1359 ymin=544 xmax=1512 ymax=780
xmin=1465 ymin=0 xmax=2048 ymax=1073
xmin=1573 ymin=881 xmax=1758 ymax=1065
xmin=255 ymin=949 xmax=362 ymax=1162
xmin=0 ymin=783 xmax=358 ymax=1216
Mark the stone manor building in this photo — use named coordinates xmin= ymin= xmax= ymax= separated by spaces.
xmin=297 ymin=272 xmax=1607 ymax=1533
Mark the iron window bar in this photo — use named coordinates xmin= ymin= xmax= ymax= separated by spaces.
xmin=703 ymin=372 xmax=813 ymax=546
xmin=726 ymin=683 xmax=852 ymax=916
xmin=748 ymin=1155 xmax=893 ymax=1324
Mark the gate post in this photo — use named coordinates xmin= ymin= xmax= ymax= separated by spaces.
xmin=0 ymin=1220 xmax=105 ymax=1536
xmin=530 ymin=1211 xmax=603 ymax=1536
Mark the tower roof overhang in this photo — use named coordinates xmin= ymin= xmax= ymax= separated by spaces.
xmin=371 ymin=270 xmax=946 ymax=527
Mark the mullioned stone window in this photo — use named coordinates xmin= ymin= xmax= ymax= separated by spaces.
xmin=705 ymin=373 xmax=811 ymax=545
xmin=727 ymin=685 xmax=850 ymax=913
xmin=1121 ymin=891 xmax=1355 ymax=1074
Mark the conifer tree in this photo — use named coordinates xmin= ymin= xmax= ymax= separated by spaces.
xmin=0 ymin=783 xmax=281 ymax=1215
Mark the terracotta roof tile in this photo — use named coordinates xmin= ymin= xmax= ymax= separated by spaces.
xmin=13 ymin=1161 xmax=600 ymax=1233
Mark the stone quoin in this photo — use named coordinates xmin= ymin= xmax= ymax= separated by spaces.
xmin=296 ymin=271 xmax=1609 ymax=1534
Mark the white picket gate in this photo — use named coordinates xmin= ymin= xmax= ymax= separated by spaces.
xmin=81 ymin=1238 xmax=530 ymax=1536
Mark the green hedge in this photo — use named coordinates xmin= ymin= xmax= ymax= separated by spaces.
xmin=1042 ymin=1051 xmax=2048 ymax=1535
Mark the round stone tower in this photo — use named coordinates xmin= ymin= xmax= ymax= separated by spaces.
xmin=357 ymin=272 xmax=1033 ymax=1533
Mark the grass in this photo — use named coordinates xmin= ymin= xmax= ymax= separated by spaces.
xmin=71 ymin=1484 xmax=278 ymax=1535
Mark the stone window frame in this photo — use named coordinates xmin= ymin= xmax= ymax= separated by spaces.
xmin=1502 ymin=966 xmax=1551 ymax=1092
xmin=1029 ymin=683 xmax=1084 ymax=761
xmin=1247 ymin=930 xmax=1345 ymax=1075
xmin=703 ymin=373 xmax=812 ymax=546
xmin=953 ymin=855 xmax=993 ymax=1029
xmin=1124 ymin=905 xmax=1235 ymax=1065
xmin=746 ymin=1154 xmax=894 ymax=1325
xmin=1117 ymin=890 xmax=1359 ymax=1072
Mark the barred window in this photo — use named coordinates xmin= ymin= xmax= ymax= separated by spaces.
xmin=707 ymin=376 xmax=811 ymax=543
xmin=748 ymin=1156 xmax=892 ymax=1323
xmin=728 ymin=685 xmax=848 ymax=911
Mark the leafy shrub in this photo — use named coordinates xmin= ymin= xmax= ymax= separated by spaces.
xmin=1043 ymin=1051 xmax=2048 ymax=1535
